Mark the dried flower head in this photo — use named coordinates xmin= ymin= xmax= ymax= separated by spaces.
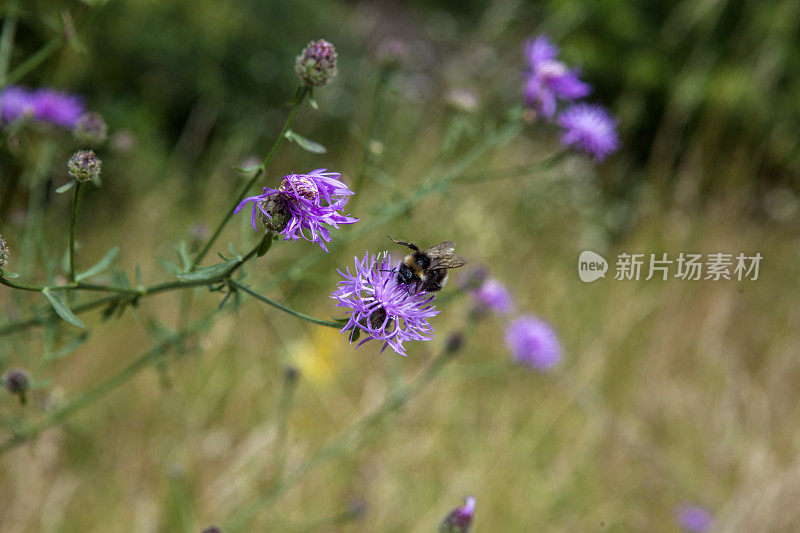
xmin=471 ymin=278 xmax=512 ymax=314
xmin=67 ymin=150 xmax=102 ymax=184
xmin=0 ymin=234 xmax=8 ymax=270
xmin=295 ymin=39 xmax=338 ymax=87
xmin=523 ymin=35 xmax=591 ymax=120
xmin=439 ymin=496 xmax=476 ymax=533
xmin=74 ymin=112 xmax=108 ymax=146
xmin=677 ymin=505 xmax=714 ymax=533
xmin=505 ymin=315 xmax=561 ymax=370
xmin=235 ymin=169 xmax=357 ymax=251
xmin=558 ymin=103 xmax=619 ymax=161
xmin=331 ymin=251 xmax=439 ymax=356
xmin=3 ymin=368 xmax=30 ymax=397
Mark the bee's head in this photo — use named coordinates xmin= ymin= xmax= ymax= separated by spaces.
xmin=397 ymin=263 xmax=417 ymax=284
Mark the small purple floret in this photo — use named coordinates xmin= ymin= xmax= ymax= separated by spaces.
xmin=235 ymin=168 xmax=358 ymax=251
xmin=505 ymin=315 xmax=561 ymax=370
xmin=0 ymin=86 xmax=85 ymax=128
xmin=557 ymin=104 xmax=620 ymax=161
xmin=331 ymin=251 xmax=439 ymax=356
xmin=677 ymin=505 xmax=714 ymax=533
xmin=472 ymin=278 xmax=512 ymax=314
xmin=439 ymin=496 xmax=476 ymax=532
xmin=523 ymin=35 xmax=591 ymax=119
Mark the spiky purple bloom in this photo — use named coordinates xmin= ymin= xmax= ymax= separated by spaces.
xmin=331 ymin=251 xmax=439 ymax=356
xmin=557 ymin=104 xmax=620 ymax=161
xmin=523 ymin=35 xmax=591 ymax=119
xmin=439 ymin=496 xmax=476 ymax=533
xmin=235 ymin=169 xmax=357 ymax=252
xmin=0 ymin=86 xmax=85 ymax=128
xmin=472 ymin=278 xmax=512 ymax=314
xmin=677 ymin=505 xmax=714 ymax=533
xmin=505 ymin=315 xmax=561 ymax=370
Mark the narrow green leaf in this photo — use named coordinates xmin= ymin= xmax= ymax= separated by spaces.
xmin=75 ymin=246 xmax=119 ymax=281
xmin=256 ymin=233 xmax=272 ymax=257
xmin=45 ymin=331 xmax=90 ymax=362
xmin=55 ymin=180 xmax=76 ymax=194
xmin=135 ymin=264 xmax=143 ymax=287
xmin=176 ymin=258 xmax=237 ymax=281
xmin=111 ymin=268 xmax=132 ymax=288
xmin=175 ymin=241 xmax=191 ymax=271
xmin=284 ymin=129 xmax=326 ymax=154
xmin=42 ymin=288 xmax=85 ymax=328
xmin=308 ymin=88 xmax=319 ymax=110
xmin=157 ymin=258 xmax=181 ymax=276
xmin=348 ymin=327 xmax=361 ymax=343
xmin=0 ymin=269 xmax=20 ymax=279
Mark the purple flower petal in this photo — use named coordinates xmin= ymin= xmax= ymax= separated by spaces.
xmin=505 ymin=315 xmax=561 ymax=371
xmin=557 ymin=104 xmax=620 ymax=161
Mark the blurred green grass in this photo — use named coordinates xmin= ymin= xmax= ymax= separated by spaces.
xmin=1 ymin=0 xmax=800 ymax=531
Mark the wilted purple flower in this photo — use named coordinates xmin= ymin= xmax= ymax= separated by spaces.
xmin=73 ymin=111 xmax=108 ymax=145
xmin=557 ymin=104 xmax=620 ymax=162
xmin=523 ymin=35 xmax=591 ymax=119
xmin=235 ymin=169 xmax=357 ymax=251
xmin=0 ymin=86 xmax=85 ymax=128
xmin=331 ymin=251 xmax=439 ymax=356
xmin=295 ymin=39 xmax=337 ymax=87
xmin=505 ymin=315 xmax=561 ymax=370
xmin=3 ymin=367 xmax=30 ymax=397
xmin=439 ymin=496 xmax=475 ymax=533
xmin=472 ymin=278 xmax=512 ymax=314
xmin=677 ymin=505 xmax=714 ymax=532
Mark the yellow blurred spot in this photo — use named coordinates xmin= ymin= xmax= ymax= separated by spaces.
xmin=290 ymin=327 xmax=343 ymax=386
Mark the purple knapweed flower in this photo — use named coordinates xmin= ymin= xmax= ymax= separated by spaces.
xmin=557 ymin=103 xmax=620 ymax=161
xmin=677 ymin=505 xmax=714 ymax=533
xmin=235 ymin=169 xmax=358 ymax=251
xmin=331 ymin=251 xmax=439 ymax=356
xmin=505 ymin=315 xmax=561 ymax=370
xmin=472 ymin=278 xmax=512 ymax=314
xmin=523 ymin=34 xmax=591 ymax=120
xmin=439 ymin=496 xmax=475 ymax=533
xmin=0 ymin=86 xmax=85 ymax=128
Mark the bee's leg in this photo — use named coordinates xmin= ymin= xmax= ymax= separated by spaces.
xmin=386 ymin=236 xmax=419 ymax=252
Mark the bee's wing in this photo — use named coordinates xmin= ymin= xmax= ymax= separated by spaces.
xmin=423 ymin=241 xmax=457 ymax=258
xmin=430 ymin=253 xmax=467 ymax=269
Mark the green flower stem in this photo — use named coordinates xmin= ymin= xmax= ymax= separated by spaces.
xmin=0 ymin=33 xmax=63 ymax=90
xmin=0 ymin=0 xmax=19 ymax=85
xmin=0 ymin=242 xmax=262 ymax=335
xmin=230 ymin=279 xmax=340 ymax=328
xmin=191 ymin=85 xmax=309 ymax=269
xmin=0 ymin=316 xmax=211 ymax=456
xmin=224 ymin=347 xmax=456 ymax=533
xmin=0 ymin=117 xmax=523 ymax=337
xmin=68 ymin=182 xmax=82 ymax=284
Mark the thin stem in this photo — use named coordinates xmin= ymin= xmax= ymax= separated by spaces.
xmin=224 ymin=348 xmax=455 ymax=533
xmin=231 ymin=280 xmax=340 ymax=328
xmin=68 ymin=182 xmax=82 ymax=283
xmin=272 ymin=369 xmax=299 ymax=482
xmin=0 ymin=317 xmax=210 ymax=455
xmin=0 ymin=34 xmax=63 ymax=90
xmin=0 ymin=0 xmax=19 ymax=85
xmin=350 ymin=67 xmax=391 ymax=209
xmin=191 ymin=85 xmax=308 ymax=269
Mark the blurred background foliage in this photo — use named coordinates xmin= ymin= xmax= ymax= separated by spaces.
xmin=1 ymin=0 xmax=799 ymax=531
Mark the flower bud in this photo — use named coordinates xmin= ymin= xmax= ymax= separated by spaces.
xmin=67 ymin=149 xmax=102 ymax=184
xmin=200 ymin=527 xmax=222 ymax=533
xmin=439 ymin=496 xmax=475 ymax=533
xmin=3 ymin=367 xmax=30 ymax=402
xmin=445 ymin=332 xmax=464 ymax=354
xmin=0 ymin=234 xmax=8 ymax=270
xmin=295 ymin=40 xmax=337 ymax=87
xmin=73 ymin=112 xmax=108 ymax=146
xmin=283 ymin=365 xmax=300 ymax=384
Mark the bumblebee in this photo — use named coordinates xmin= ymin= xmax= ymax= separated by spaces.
xmin=388 ymin=237 xmax=467 ymax=293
